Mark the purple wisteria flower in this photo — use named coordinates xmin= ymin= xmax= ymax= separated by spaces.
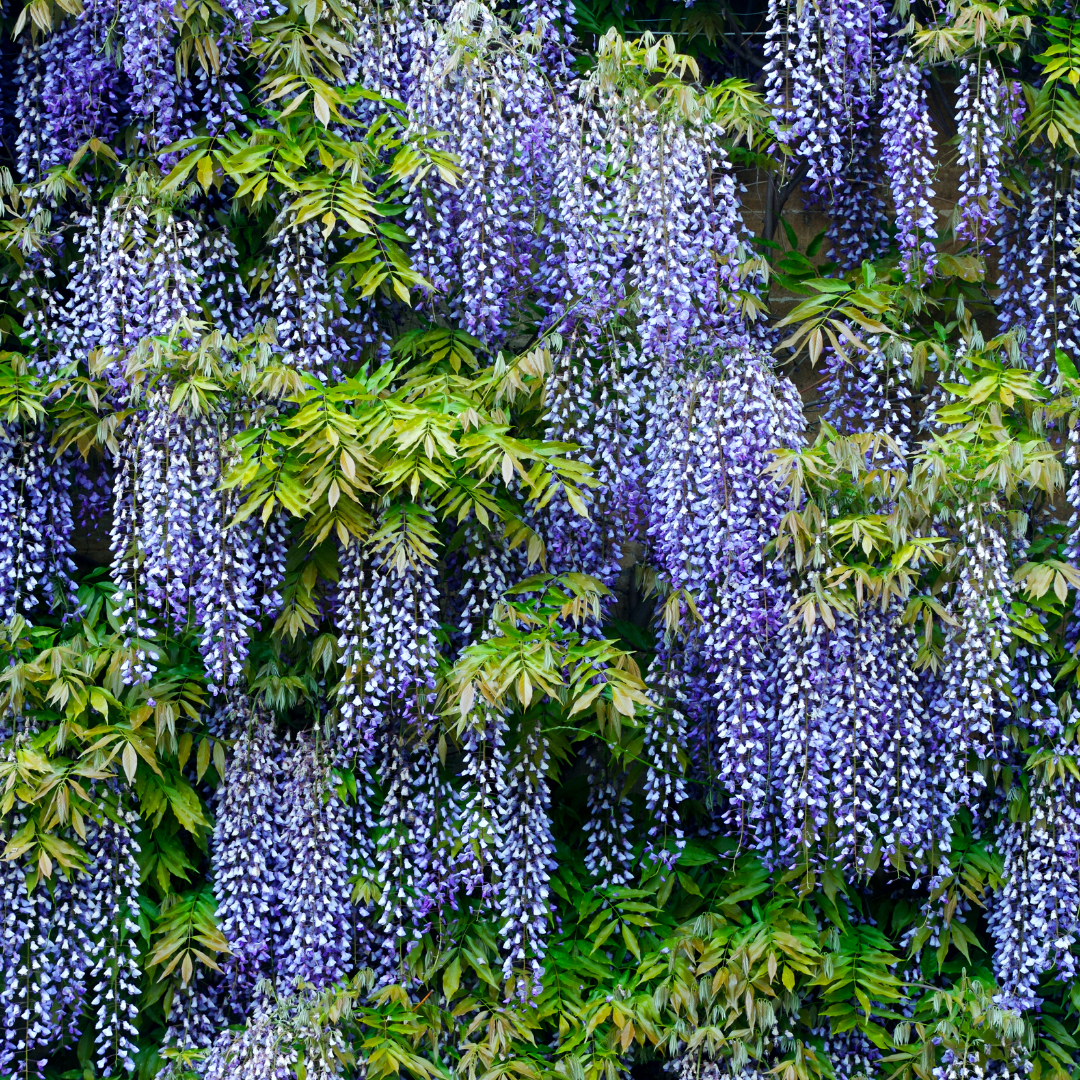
xmin=955 ymin=57 xmax=1008 ymax=252
xmin=213 ymin=711 xmax=283 ymax=1011
xmin=880 ymin=53 xmax=938 ymax=283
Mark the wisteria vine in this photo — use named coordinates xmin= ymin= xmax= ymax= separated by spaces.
xmin=2 ymin=0 xmax=1080 ymax=1079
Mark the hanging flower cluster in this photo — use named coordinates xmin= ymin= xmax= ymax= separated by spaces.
xmin=955 ymin=57 xmax=1009 ymax=252
xmin=772 ymin=602 xmax=936 ymax=874
xmin=14 ymin=0 xmax=120 ymax=179
xmin=997 ymin=166 xmax=1080 ymax=378
xmin=764 ymin=0 xmax=890 ymax=265
xmin=931 ymin=506 xmax=1014 ymax=830
xmin=0 ymin=802 xmax=143 ymax=1079
xmin=406 ymin=2 xmax=553 ymax=346
xmin=880 ymin=53 xmax=939 ymax=283
xmin=990 ymin=775 xmax=1080 ymax=1012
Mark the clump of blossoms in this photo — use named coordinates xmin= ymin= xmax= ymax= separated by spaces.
xmin=880 ymin=52 xmax=939 ymax=283
xmin=763 ymin=0 xmax=890 ymax=265
xmin=213 ymin=711 xmax=283 ymax=1011
xmin=989 ymin=774 xmax=1080 ymax=1012
xmin=1004 ymin=166 xmax=1080 ymax=378
xmin=821 ymin=337 xmax=913 ymax=460
xmin=406 ymin=0 xmax=554 ymax=347
xmin=955 ymin=57 xmax=1008 ymax=252
xmin=930 ymin=505 xmax=1014 ymax=836
xmin=497 ymin=717 xmax=556 ymax=999
xmin=13 ymin=0 xmax=120 ymax=179
xmin=707 ymin=352 xmax=804 ymax=850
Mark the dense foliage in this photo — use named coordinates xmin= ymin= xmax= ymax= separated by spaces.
xmin=5 ymin=1 xmax=1080 ymax=1080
